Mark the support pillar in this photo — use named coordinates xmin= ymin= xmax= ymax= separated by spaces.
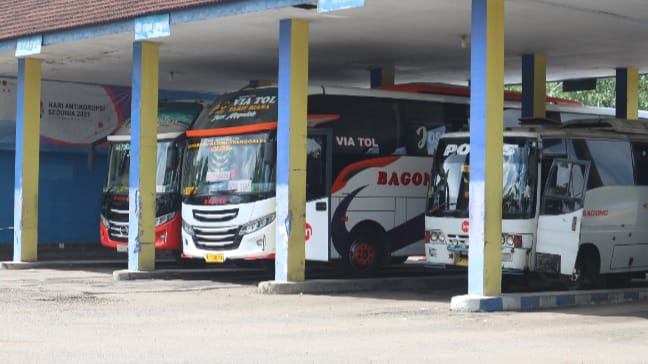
xmin=275 ymin=18 xmax=309 ymax=282
xmin=13 ymin=58 xmax=41 ymax=262
xmin=522 ymin=54 xmax=546 ymax=119
xmin=369 ymin=67 xmax=395 ymax=89
xmin=468 ymin=0 xmax=504 ymax=297
xmin=616 ymin=68 xmax=638 ymax=120
xmin=128 ymin=41 xmax=159 ymax=271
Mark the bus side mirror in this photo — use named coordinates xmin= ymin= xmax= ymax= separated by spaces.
xmin=166 ymin=147 xmax=178 ymax=170
xmin=263 ymin=142 xmax=275 ymax=165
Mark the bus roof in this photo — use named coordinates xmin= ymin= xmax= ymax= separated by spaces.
xmin=108 ymin=101 xmax=204 ymax=142
xmin=442 ymin=118 xmax=648 ymax=140
xmin=236 ymin=84 xmax=525 ymax=108
xmin=380 ymin=83 xmax=582 ymax=106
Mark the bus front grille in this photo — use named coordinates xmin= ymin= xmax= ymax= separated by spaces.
xmin=447 ymin=234 xmax=469 ymax=247
xmin=193 ymin=208 xmax=239 ymax=223
xmin=193 ymin=225 xmax=242 ymax=251
xmin=107 ymin=208 xmax=129 ymax=242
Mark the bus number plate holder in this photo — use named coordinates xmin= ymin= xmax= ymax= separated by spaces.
xmin=205 ymin=253 xmax=225 ymax=263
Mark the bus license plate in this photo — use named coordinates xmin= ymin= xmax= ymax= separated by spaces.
xmin=205 ymin=253 xmax=225 ymax=263
xmin=453 ymin=252 xmax=468 ymax=267
xmin=116 ymin=245 xmax=128 ymax=253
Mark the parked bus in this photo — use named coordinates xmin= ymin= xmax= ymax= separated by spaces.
xmin=180 ymin=85 xmax=478 ymax=275
xmin=100 ymin=101 xmax=205 ymax=257
xmin=425 ymin=118 xmax=648 ymax=288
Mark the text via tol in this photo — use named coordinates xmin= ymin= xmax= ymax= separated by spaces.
xmin=377 ymin=171 xmax=431 ymax=186
xmin=443 ymin=143 xmax=517 ymax=156
xmin=336 ymin=136 xmax=378 ymax=148
xmin=232 ymin=95 xmax=277 ymax=106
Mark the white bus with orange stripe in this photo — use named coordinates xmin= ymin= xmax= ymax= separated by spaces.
xmin=179 ymin=85 xmax=476 ymax=275
xmin=425 ymin=118 xmax=648 ymax=288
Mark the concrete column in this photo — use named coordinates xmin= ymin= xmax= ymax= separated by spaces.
xmin=275 ymin=18 xmax=309 ymax=282
xmin=128 ymin=41 xmax=159 ymax=271
xmin=369 ymin=67 xmax=395 ymax=89
xmin=13 ymin=58 xmax=41 ymax=262
xmin=616 ymin=68 xmax=638 ymax=120
xmin=468 ymin=0 xmax=504 ymax=297
xmin=522 ymin=54 xmax=546 ymax=119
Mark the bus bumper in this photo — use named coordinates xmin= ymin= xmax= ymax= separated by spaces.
xmin=99 ymin=214 xmax=182 ymax=252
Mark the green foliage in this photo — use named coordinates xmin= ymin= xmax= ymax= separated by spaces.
xmin=505 ymin=75 xmax=648 ymax=110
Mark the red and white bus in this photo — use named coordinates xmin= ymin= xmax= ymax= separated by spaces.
xmin=100 ymin=101 xmax=204 ymax=257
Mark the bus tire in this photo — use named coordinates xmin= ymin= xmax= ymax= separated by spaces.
xmin=566 ymin=246 xmax=603 ymax=290
xmin=343 ymin=226 xmax=385 ymax=277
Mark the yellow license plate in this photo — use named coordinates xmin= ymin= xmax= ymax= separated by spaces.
xmin=205 ymin=253 xmax=225 ymax=263
xmin=453 ymin=252 xmax=468 ymax=267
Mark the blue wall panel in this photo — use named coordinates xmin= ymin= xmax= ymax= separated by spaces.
xmin=0 ymin=148 xmax=108 ymax=244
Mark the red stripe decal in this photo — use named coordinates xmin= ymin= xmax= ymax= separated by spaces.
xmin=332 ymin=156 xmax=399 ymax=193
xmin=187 ymin=122 xmax=278 ymax=137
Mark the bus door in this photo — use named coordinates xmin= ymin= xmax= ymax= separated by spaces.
xmin=305 ymin=129 xmax=332 ymax=261
xmin=535 ymin=159 xmax=590 ymax=275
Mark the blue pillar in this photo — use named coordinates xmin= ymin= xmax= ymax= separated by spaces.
xmin=275 ymin=18 xmax=309 ymax=282
xmin=468 ymin=0 xmax=504 ymax=297
xmin=522 ymin=54 xmax=546 ymax=119
xmin=14 ymin=58 xmax=41 ymax=262
xmin=616 ymin=68 xmax=638 ymax=120
xmin=128 ymin=41 xmax=159 ymax=271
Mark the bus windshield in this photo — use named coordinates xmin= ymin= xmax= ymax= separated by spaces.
xmin=105 ymin=141 xmax=180 ymax=194
xmin=427 ymin=137 xmax=538 ymax=219
xmin=182 ymin=132 xmax=275 ymax=200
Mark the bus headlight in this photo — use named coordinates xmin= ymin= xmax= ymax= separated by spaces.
xmin=427 ymin=229 xmax=445 ymax=244
xmin=100 ymin=214 xmax=109 ymax=228
xmin=502 ymin=234 xmax=522 ymax=248
xmin=155 ymin=212 xmax=176 ymax=227
xmin=182 ymin=220 xmax=194 ymax=235
xmin=239 ymin=213 xmax=276 ymax=236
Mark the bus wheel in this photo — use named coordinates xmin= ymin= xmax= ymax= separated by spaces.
xmin=344 ymin=228 xmax=384 ymax=276
xmin=566 ymin=248 xmax=602 ymax=290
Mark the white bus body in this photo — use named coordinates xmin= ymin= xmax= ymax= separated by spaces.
xmin=180 ymin=85 xmax=475 ymax=274
xmin=425 ymin=118 xmax=648 ymax=287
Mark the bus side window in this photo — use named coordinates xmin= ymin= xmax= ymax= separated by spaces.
xmin=306 ymin=136 xmax=326 ymax=201
xmin=404 ymin=123 xmax=446 ymax=156
xmin=632 ymin=142 xmax=648 ymax=185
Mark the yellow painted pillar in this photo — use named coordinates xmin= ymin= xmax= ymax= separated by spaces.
xmin=522 ymin=54 xmax=546 ymax=118
xmin=468 ymin=0 xmax=504 ymax=297
xmin=13 ymin=58 xmax=41 ymax=262
xmin=275 ymin=18 xmax=309 ymax=282
xmin=616 ymin=68 xmax=638 ymax=120
xmin=128 ymin=41 xmax=159 ymax=271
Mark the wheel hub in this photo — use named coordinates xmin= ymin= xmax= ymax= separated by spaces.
xmin=351 ymin=241 xmax=374 ymax=267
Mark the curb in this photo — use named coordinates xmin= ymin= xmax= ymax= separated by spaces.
xmin=0 ymin=260 xmax=125 ymax=270
xmin=451 ymin=288 xmax=648 ymax=312
xmin=258 ymin=275 xmax=466 ymax=295
xmin=112 ymin=267 xmax=257 ymax=281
